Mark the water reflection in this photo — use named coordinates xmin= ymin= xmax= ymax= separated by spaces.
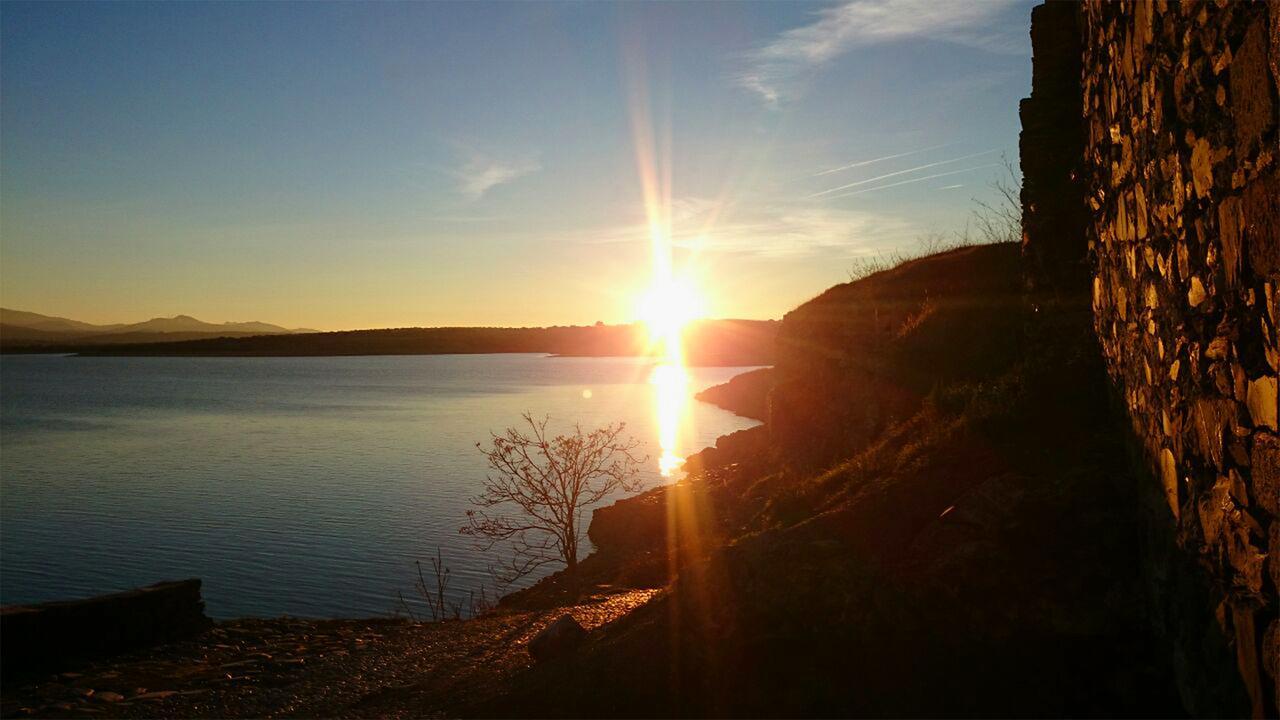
xmin=645 ymin=290 xmax=694 ymax=478
xmin=0 ymin=354 xmax=761 ymax=617
xmin=651 ymin=362 xmax=689 ymax=476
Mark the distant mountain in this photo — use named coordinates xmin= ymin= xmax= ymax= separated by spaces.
xmin=114 ymin=315 xmax=297 ymax=335
xmin=0 ymin=308 xmax=312 ymax=349
xmin=0 ymin=308 xmax=126 ymax=334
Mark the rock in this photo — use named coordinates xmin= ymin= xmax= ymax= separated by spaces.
xmin=1263 ymin=620 xmax=1278 ymax=694
xmin=1229 ymin=18 xmax=1274 ymax=158
xmin=1191 ymin=398 xmax=1232 ymax=467
xmin=1244 ymin=171 xmax=1280 ymax=278
xmin=1160 ymin=448 xmax=1180 ymax=518
xmin=1205 ymin=335 xmax=1229 ymax=360
xmin=589 ymin=488 xmax=668 ymax=553
xmin=1188 ymin=277 xmax=1207 ymax=307
xmin=1198 ymin=474 xmax=1231 ymax=541
xmin=1250 ymin=434 xmax=1279 ymax=516
xmin=130 ymin=691 xmax=178 ymax=701
xmin=1247 ymin=376 xmax=1278 ymax=430
xmin=1190 ymin=138 xmax=1214 ymax=198
xmin=1218 ymin=198 xmax=1242 ymax=288
xmin=1272 ymin=523 xmax=1280 ymax=606
xmin=527 ymin=614 xmax=587 ymax=662
xmin=1 ymin=579 xmax=212 ymax=676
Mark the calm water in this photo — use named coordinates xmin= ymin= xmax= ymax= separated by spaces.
xmin=0 ymin=354 xmax=759 ymax=618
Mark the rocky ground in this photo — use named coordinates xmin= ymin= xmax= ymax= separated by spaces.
xmin=0 ymin=590 xmax=657 ymax=719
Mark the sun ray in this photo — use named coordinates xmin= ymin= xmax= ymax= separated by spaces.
xmin=623 ymin=34 xmax=711 ymax=479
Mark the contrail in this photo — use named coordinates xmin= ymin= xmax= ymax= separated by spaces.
xmin=813 ymin=143 xmax=951 ymax=177
xmin=809 ymin=148 xmax=1000 ymax=198
xmin=824 ymin=163 xmax=1002 ymax=200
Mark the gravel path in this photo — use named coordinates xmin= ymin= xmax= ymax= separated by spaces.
xmin=2 ymin=589 xmax=659 ymax=719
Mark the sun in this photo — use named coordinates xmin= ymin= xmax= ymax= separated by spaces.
xmin=638 ymin=276 xmax=705 ymax=358
xmin=638 ymin=276 xmax=703 ymax=477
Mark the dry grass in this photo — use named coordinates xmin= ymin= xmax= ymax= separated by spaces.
xmin=847 ymin=156 xmax=1021 ymax=283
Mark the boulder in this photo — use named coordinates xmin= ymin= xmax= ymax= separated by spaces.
xmin=1 ymin=579 xmax=212 ymax=679
xmin=588 ymin=489 xmax=668 ymax=554
xmin=527 ymin=614 xmax=586 ymax=662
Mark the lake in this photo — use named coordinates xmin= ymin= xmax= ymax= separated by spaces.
xmin=0 ymin=354 xmax=760 ymax=618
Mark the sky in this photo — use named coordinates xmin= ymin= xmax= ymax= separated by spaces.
xmin=1 ymin=0 xmax=1034 ymax=330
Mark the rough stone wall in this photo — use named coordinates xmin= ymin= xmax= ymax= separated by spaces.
xmin=1020 ymin=1 xmax=1090 ymax=294
xmin=1 ymin=579 xmax=212 ymax=676
xmin=1075 ymin=1 xmax=1279 ymax=715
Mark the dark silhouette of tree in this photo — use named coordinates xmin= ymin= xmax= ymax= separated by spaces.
xmin=462 ymin=413 xmax=644 ymax=582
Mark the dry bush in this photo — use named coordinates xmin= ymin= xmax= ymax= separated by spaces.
xmin=463 ymin=413 xmax=644 ymax=583
xmin=394 ymin=548 xmax=498 ymax=622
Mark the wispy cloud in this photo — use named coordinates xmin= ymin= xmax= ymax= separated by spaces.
xmin=809 ymin=148 xmax=999 ymax=198
xmin=823 ymin=163 xmax=1001 ymax=200
xmin=814 ymin=143 xmax=950 ymax=177
xmin=584 ymin=199 xmax=914 ymax=258
xmin=424 ymin=214 xmax=500 ymax=223
xmin=737 ymin=0 xmax=1024 ymax=106
xmin=455 ymin=153 xmax=540 ymax=200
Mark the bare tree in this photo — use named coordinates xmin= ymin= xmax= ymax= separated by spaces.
xmin=462 ymin=413 xmax=645 ymax=583
xmin=969 ymin=155 xmax=1022 ymax=246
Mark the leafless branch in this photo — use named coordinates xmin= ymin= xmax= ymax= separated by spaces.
xmin=461 ymin=413 xmax=645 ymax=583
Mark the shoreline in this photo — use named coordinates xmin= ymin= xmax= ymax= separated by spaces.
xmin=1 ymin=320 xmax=778 ymax=367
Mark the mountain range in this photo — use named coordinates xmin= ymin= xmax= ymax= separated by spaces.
xmin=0 ymin=308 xmax=317 ymax=348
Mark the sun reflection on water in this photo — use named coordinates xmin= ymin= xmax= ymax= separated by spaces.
xmin=650 ymin=361 xmax=689 ymax=477
xmin=641 ymin=275 xmax=700 ymax=477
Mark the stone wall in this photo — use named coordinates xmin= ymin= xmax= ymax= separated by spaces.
xmin=1 ymin=579 xmax=213 ymax=679
xmin=1025 ymin=1 xmax=1279 ymax=715
xmin=1019 ymin=1 xmax=1089 ymax=294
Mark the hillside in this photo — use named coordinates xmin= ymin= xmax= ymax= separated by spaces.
xmin=475 ymin=242 xmax=1184 ymax=717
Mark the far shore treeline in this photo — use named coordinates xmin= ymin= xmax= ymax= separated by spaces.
xmin=1 ymin=320 xmax=777 ymax=367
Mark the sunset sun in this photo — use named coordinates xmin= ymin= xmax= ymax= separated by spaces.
xmin=638 ymin=276 xmax=705 ymax=354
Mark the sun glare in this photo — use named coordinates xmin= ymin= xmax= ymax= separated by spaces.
xmin=623 ymin=44 xmax=716 ymax=478
xmin=639 ymin=268 xmax=704 ymax=477
xmin=639 ymin=277 xmax=704 ymax=361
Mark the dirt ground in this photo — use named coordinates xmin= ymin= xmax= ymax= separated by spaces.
xmin=1 ymin=590 xmax=659 ymax=719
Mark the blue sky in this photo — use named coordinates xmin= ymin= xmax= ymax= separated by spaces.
xmin=1 ymin=0 xmax=1033 ymax=329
